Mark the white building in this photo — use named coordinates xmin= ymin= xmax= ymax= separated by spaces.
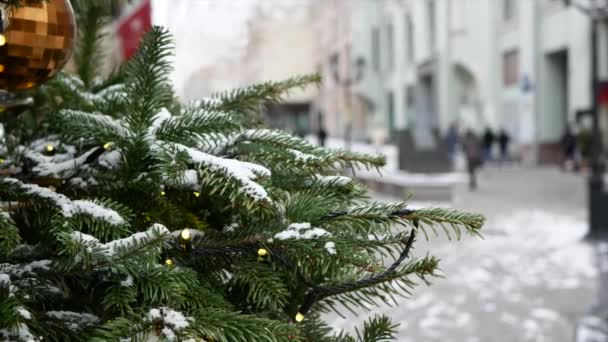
xmin=314 ymin=0 xmax=607 ymax=163
xmin=183 ymin=3 xmax=317 ymax=135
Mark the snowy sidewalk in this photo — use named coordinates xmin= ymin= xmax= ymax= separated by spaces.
xmin=329 ymin=166 xmax=598 ymax=342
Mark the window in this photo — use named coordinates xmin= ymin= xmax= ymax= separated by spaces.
xmin=387 ymin=91 xmax=395 ymax=139
xmin=372 ymin=27 xmax=380 ymax=72
xmin=503 ymin=49 xmax=519 ymax=86
xmin=404 ymin=85 xmax=415 ymax=125
xmin=503 ymin=0 xmax=516 ymax=21
xmin=428 ymin=0 xmax=436 ymax=48
xmin=387 ymin=23 xmax=394 ymax=71
xmin=406 ymin=15 xmax=414 ymax=62
xmin=450 ymin=0 xmax=465 ymax=31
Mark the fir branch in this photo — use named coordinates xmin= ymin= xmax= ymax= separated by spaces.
xmin=232 ymin=262 xmax=291 ymax=311
xmin=71 ymin=0 xmax=111 ymax=88
xmin=405 ymin=208 xmax=484 ymax=239
xmin=355 ymin=315 xmax=399 ymax=342
xmin=206 ymin=75 xmax=321 ymax=121
xmin=156 ymin=108 xmax=241 ymax=144
xmin=0 ymin=211 xmax=21 ymax=257
xmin=55 ymin=109 xmax=132 ymax=144
xmin=88 ymin=317 xmax=134 ymax=342
xmin=123 ymin=26 xmax=175 ymax=131
xmin=188 ymin=307 xmax=302 ymax=342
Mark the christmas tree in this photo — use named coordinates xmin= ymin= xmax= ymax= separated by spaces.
xmin=0 ymin=1 xmax=484 ymax=341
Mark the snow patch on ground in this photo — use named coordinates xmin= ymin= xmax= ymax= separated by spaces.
xmin=326 ymin=209 xmax=596 ymax=341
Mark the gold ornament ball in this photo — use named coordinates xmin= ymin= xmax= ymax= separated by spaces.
xmin=0 ymin=0 xmax=76 ymax=91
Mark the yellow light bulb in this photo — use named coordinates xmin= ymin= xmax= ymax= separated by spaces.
xmin=0 ymin=34 xmax=6 ymax=46
xmin=257 ymin=248 xmax=268 ymax=257
xmin=103 ymin=142 xmax=113 ymax=150
xmin=45 ymin=145 xmax=55 ymax=153
xmin=0 ymin=64 xmax=5 ymax=73
xmin=295 ymin=313 xmax=305 ymax=322
xmin=193 ymin=191 xmax=200 ymax=197
xmin=160 ymin=191 xmax=166 ymax=196
xmin=165 ymin=258 xmax=174 ymax=266
xmin=0 ymin=158 xmax=4 ymax=164
xmin=180 ymin=228 xmax=191 ymax=241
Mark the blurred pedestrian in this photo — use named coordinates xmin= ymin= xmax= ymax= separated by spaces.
xmin=561 ymin=124 xmax=577 ymax=171
xmin=445 ymin=122 xmax=459 ymax=161
xmin=498 ymin=128 xmax=511 ymax=163
xmin=482 ymin=127 xmax=495 ymax=162
xmin=463 ymin=129 xmax=482 ymax=190
xmin=318 ymin=125 xmax=327 ymax=147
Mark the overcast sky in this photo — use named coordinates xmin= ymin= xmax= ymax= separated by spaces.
xmin=150 ymin=0 xmax=310 ymax=97
xmin=150 ymin=0 xmax=258 ymax=96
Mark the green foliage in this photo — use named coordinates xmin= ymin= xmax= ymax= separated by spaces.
xmin=188 ymin=307 xmax=302 ymax=342
xmin=0 ymin=5 xmax=485 ymax=341
xmin=71 ymin=0 xmax=112 ymax=88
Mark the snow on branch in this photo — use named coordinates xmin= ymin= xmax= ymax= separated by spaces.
xmin=2 ymin=179 xmax=126 ymax=226
xmin=100 ymin=223 xmax=169 ymax=257
xmin=59 ymin=109 xmax=133 ymax=140
xmin=157 ymin=142 xmax=271 ymax=201
xmin=0 ymin=260 xmax=52 ymax=279
xmin=58 ymin=73 xmax=126 ymax=106
xmin=0 ymin=323 xmax=39 ymax=342
xmin=274 ymin=222 xmax=331 ymax=240
xmin=146 ymin=307 xmax=192 ymax=341
xmin=46 ymin=311 xmax=100 ymax=331
xmin=310 ymin=175 xmax=353 ymax=186
xmin=33 ymin=147 xmax=98 ymax=177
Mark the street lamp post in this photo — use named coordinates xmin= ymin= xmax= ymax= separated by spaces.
xmin=329 ymin=54 xmax=365 ymax=152
xmin=564 ymin=0 xmax=608 ymax=238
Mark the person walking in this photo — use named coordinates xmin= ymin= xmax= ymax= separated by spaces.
xmin=560 ymin=124 xmax=577 ymax=171
xmin=498 ymin=128 xmax=511 ymax=163
xmin=445 ymin=122 xmax=459 ymax=162
xmin=317 ymin=125 xmax=327 ymax=147
xmin=463 ymin=129 xmax=482 ymax=190
xmin=482 ymin=127 xmax=495 ymax=162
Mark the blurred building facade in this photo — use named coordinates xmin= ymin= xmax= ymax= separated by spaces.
xmin=243 ymin=6 xmax=317 ymax=136
xmin=311 ymin=0 xmax=608 ymax=164
xmin=183 ymin=4 xmax=317 ymax=136
xmin=66 ymin=0 xmax=151 ymax=77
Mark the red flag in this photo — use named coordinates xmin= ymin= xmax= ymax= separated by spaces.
xmin=117 ymin=0 xmax=152 ymax=60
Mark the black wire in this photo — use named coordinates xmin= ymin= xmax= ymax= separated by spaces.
xmin=178 ymin=208 xmax=419 ymax=320
xmin=297 ymin=220 xmax=418 ymax=317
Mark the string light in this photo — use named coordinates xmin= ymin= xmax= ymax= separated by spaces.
xmin=160 ymin=191 xmax=166 ymax=196
xmin=180 ymin=228 xmax=191 ymax=241
xmin=193 ymin=191 xmax=200 ymax=197
xmin=103 ymin=142 xmax=113 ymax=150
xmin=257 ymin=248 xmax=268 ymax=257
xmin=164 ymin=258 xmax=174 ymax=266
xmin=0 ymin=158 xmax=4 ymax=164
xmin=0 ymin=10 xmax=6 ymax=47
xmin=45 ymin=144 xmax=55 ymax=153
xmin=295 ymin=313 xmax=304 ymax=322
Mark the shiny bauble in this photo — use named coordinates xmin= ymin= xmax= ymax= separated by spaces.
xmin=0 ymin=0 xmax=76 ymax=91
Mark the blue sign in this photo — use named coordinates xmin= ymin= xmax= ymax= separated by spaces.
xmin=521 ymin=74 xmax=533 ymax=93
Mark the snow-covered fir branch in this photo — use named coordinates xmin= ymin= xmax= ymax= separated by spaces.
xmin=2 ymin=179 xmax=126 ymax=225
xmin=156 ymin=141 xmax=271 ymax=201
